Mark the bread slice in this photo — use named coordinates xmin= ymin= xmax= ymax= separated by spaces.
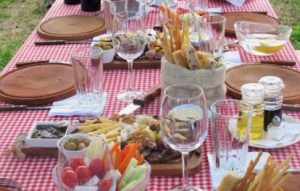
xmin=173 ymin=50 xmax=188 ymax=68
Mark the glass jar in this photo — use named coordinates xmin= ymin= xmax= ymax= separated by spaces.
xmin=258 ymin=76 xmax=285 ymax=131
xmin=238 ymin=83 xmax=265 ymax=140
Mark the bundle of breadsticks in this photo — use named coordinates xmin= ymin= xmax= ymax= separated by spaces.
xmin=217 ymin=151 xmax=292 ymax=191
xmin=161 ymin=16 xmax=221 ymax=70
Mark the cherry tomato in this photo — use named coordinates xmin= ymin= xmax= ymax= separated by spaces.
xmin=98 ymin=177 xmax=113 ymax=191
xmin=63 ymin=166 xmax=73 ymax=173
xmin=89 ymin=158 xmax=105 ymax=178
xmin=69 ymin=157 xmax=85 ymax=170
xmin=62 ymin=170 xmax=78 ymax=188
xmin=76 ymin=165 xmax=91 ymax=184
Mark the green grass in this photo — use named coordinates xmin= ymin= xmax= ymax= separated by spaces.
xmin=0 ymin=0 xmax=45 ymax=71
xmin=270 ymin=0 xmax=300 ymax=49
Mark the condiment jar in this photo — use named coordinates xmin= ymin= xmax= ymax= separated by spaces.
xmin=238 ymin=83 xmax=265 ymax=140
xmin=258 ymin=76 xmax=285 ymax=131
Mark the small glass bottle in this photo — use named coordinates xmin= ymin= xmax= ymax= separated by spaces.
xmin=238 ymin=83 xmax=265 ymax=140
xmin=258 ymin=76 xmax=285 ymax=131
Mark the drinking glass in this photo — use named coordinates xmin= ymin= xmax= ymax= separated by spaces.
xmin=188 ymin=0 xmax=208 ymax=12
xmin=71 ymin=47 xmax=104 ymax=107
xmin=210 ymin=99 xmax=253 ymax=190
xmin=198 ymin=14 xmax=226 ymax=58
xmin=160 ymin=84 xmax=209 ymax=191
xmin=103 ymin=0 xmax=127 ymax=34
xmin=112 ymin=11 xmax=146 ymax=102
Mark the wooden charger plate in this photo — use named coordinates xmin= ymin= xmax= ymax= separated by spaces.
xmin=37 ymin=15 xmax=106 ymax=40
xmin=226 ymin=64 xmax=300 ymax=104
xmin=221 ymin=12 xmax=280 ymax=37
xmin=0 ymin=63 xmax=76 ymax=106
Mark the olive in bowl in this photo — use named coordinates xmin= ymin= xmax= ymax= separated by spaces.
xmin=93 ymin=36 xmax=115 ymax=64
xmin=57 ymin=134 xmax=91 ymax=160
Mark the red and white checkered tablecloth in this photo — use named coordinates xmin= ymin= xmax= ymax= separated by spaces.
xmin=0 ymin=0 xmax=300 ymax=190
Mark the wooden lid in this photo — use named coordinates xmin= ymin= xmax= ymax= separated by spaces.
xmin=221 ymin=12 xmax=280 ymax=37
xmin=37 ymin=15 xmax=106 ymax=40
xmin=226 ymin=64 xmax=300 ymax=104
xmin=0 ymin=63 xmax=76 ymax=105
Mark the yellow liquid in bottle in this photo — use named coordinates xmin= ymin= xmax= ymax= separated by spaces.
xmin=238 ymin=103 xmax=264 ymax=140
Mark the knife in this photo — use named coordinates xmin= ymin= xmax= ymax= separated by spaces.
xmin=34 ymin=40 xmax=94 ymax=46
xmin=283 ymin=104 xmax=300 ymax=111
xmin=0 ymin=105 xmax=52 ymax=111
xmin=15 ymin=60 xmax=70 ymax=68
xmin=119 ymin=85 xmax=161 ymax=115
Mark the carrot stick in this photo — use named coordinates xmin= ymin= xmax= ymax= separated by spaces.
xmin=134 ymin=153 xmax=144 ymax=165
xmin=110 ymin=141 xmax=120 ymax=154
xmin=118 ymin=144 xmax=139 ymax=174
xmin=115 ymin=147 xmax=121 ymax=169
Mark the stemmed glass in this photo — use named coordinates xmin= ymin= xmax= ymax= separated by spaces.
xmin=160 ymin=84 xmax=209 ymax=191
xmin=112 ymin=11 xmax=146 ymax=102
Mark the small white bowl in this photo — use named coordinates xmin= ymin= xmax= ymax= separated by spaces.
xmin=92 ymin=34 xmax=115 ymax=64
xmin=57 ymin=133 xmax=91 ymax=160
xmin=26 ymin=121 xmax=70 ymax=148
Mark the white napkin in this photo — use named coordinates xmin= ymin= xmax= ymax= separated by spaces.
xmin=207 ymin=152 xmax=270 ymax=190
xmin=48 ymin=92 xmax=107 ymax=117
xmin=251 ymin=119 xmax=300 ymax=147
xmin=221 ymin=51 xmax=242 ymax=69
xmin=226 ymin=0 xmax=247 ymax=7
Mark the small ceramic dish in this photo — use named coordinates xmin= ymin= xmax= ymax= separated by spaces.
xmin=26 ymin=121 xmax=70 ymax=148
xmin=92 ymin=34 xmax=115 ymax=64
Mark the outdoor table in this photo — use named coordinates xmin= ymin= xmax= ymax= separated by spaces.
xmin=0 ymin=0 xmax=299 ymax=190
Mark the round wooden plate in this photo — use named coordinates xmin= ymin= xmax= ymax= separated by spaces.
xmin=37 ymin=15 xmax=106 ymax=40
xmin=0 ymin=63 xmax=76 ymax=106
xmin=221 ymin=12 xmax=280 ymax=37
xmin=226 ymin=64 xmax=300 ymax=104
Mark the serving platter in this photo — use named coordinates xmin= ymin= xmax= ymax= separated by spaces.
xmin=0 ymin=63 xmax=76 ymax=106
xmin=221 ymin=12 xmax=281 ymax=37
xmin=226 ymin=64 xmax=300 ymax=104
xmin=37 ymin=15 xmax=106 ymax=40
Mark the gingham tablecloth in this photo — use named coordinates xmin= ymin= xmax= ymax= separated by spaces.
xmin=0 ymin=0 xmax=300 ymax=190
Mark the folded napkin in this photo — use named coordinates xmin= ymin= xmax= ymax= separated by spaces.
xmin=251 ymin=117 xmax=300 ymax=148
xmin=208 ymin=152 xmax=270 ymax=190
xmin=48 ymin=92 xmax=107 ymax=117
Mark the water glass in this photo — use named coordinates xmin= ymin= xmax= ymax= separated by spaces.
xmin=210 ymin=99 xmax=253 ymax=190
xmin=188 ymin=0 xmax=208 ymax=12
xmin=71 ymin=47 xmax=104 ymax=107
xmin=160 ymin=84 xmax=208 ymax=190
xmin=198 ymin=14 xmax=226 ymax=58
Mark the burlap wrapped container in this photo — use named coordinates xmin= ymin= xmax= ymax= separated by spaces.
xmin=161 ymin=56 xmax=226 ymax=107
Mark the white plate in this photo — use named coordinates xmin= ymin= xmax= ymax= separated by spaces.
xmin=249 ymin=134 xmax=300 ymax=149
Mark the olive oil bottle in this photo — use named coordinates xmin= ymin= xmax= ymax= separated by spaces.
xmin=238 ymin=83 xmax=265 ymax=140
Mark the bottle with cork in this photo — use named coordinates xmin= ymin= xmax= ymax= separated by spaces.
xmin=238 ymin=83 xmax=265 ymax=140
xmin=258 ymin=76 xmax=285 ymax=131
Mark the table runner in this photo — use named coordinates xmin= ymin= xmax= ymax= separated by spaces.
xmin=0 ymin=0 xmax=299 ymax=190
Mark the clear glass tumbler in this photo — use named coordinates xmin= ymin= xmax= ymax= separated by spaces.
xmin=210 ymin=99 xmax=253 ymax=190
xmin=198 ymin=14 xmax=226 ymax=58
xmin=71 ymin=47 xmax=104 ymax=107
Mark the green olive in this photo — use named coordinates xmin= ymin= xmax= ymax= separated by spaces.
xmin=77 ymin=142 xmax=87 ymax=150
xmin=64 ymin=142 xmax=77 ymax=151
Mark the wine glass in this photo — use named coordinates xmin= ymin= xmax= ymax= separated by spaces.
xmin=112 ymin=11 xmax=146 ymax=102
xmin=160 ymin=84 xmax=209 ymax=191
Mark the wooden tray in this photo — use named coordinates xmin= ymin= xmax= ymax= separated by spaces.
xmin=0 ymin=63 xmax=76 ymax=106
xmin=221 ymin=12 xmax=280 ymax=37
xmin=104 ymin=59 xmax=161 ymax=70
xmin=225 ymin=64 xmax=300 ymax=104
xmin=37 ymin=15 xmax=106 ymax=40
xmin=12 ymin=133 xmax=202 ymax=176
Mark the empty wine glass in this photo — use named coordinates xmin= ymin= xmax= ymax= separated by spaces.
xmin=160 ymin=84 xmax=209 ymax=191
xmin=112 ymin=11 xmax=146 ymax=102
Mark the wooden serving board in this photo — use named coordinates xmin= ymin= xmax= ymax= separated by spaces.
xmin=221 ymin=12 xmax=281 ymax=37
xmin=13 ymin=133 xmax=202 ymax=176
xmin=0 ymin=63 xmax=76 ymax=106
xmin=104 ymin=59 xmax=161 ymax=70
xmin=225 ymin=64 xmax=300 ymax=104
xmin=37 ymin=15 xmax=106 ymax=40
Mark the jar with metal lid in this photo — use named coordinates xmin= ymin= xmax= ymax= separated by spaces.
xmin=258 ymin=76 xmax=285 ymax=131
xmin=238 ymin=83 xmax=265 ymax=140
